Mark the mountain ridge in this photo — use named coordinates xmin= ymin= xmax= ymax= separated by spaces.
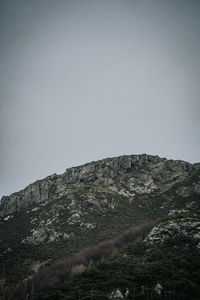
xmin=0 ymin=153 xmax=200 ymax=299
xmin=0 ymin=153 xmax=197 ymax=218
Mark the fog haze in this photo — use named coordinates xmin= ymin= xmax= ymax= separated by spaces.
xmin=0 ymin=0 xmax=200 ymax=197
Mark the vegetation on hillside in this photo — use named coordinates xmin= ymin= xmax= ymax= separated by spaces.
xmin=32 ymin=235 xmax=200 ymax=300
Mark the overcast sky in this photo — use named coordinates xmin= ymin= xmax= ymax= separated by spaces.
xmin=0 ymin=0 xmax=200 ymax=198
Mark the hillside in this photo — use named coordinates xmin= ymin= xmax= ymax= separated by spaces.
xmin=0 ymin=154 xmax=200 ymax=299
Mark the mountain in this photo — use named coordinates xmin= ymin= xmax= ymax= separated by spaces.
xmin=0 ymin=154 xmax=200 ymax=299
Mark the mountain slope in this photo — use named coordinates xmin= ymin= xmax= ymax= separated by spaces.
xmin=0 ymin=154 xmax=200 ymax=299
xmin=34 ymin=231 xmax=200 ymax=300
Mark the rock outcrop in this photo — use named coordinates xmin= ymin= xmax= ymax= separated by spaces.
xmin=147 ymin=220 xmax=200 ymax=243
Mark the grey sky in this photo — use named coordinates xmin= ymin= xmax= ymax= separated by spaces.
xmin=0 ymin=0 xmax=200 ymax=198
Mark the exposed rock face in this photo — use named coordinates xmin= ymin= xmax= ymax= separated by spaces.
xmin=147 ymin=220 xmax=200 ymax=242
xmin=22 ymin=228 xmax=74 ymax=245
xmin=154 ymin=283 xmax=163 ymax=296
xmin=109 ymin=288 xmax=124 ymax=299
xmin=176 ymin=181 xmax=200 ymax=197
xmin=109 ymin=288 xmax=129 ymax=299
xmin=0 ymin=175 xmax=60 ymax=217
xmin=63 ymin=154 xmax=192 ymax=185
xmin=0 ymin=154 xmax=195 ymax=217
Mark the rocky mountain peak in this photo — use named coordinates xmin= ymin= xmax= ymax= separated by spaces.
xmin=0 ymin=154 xmax=195 ymax=218
xmin=63 ymin=154 xmax=161 ymax=182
